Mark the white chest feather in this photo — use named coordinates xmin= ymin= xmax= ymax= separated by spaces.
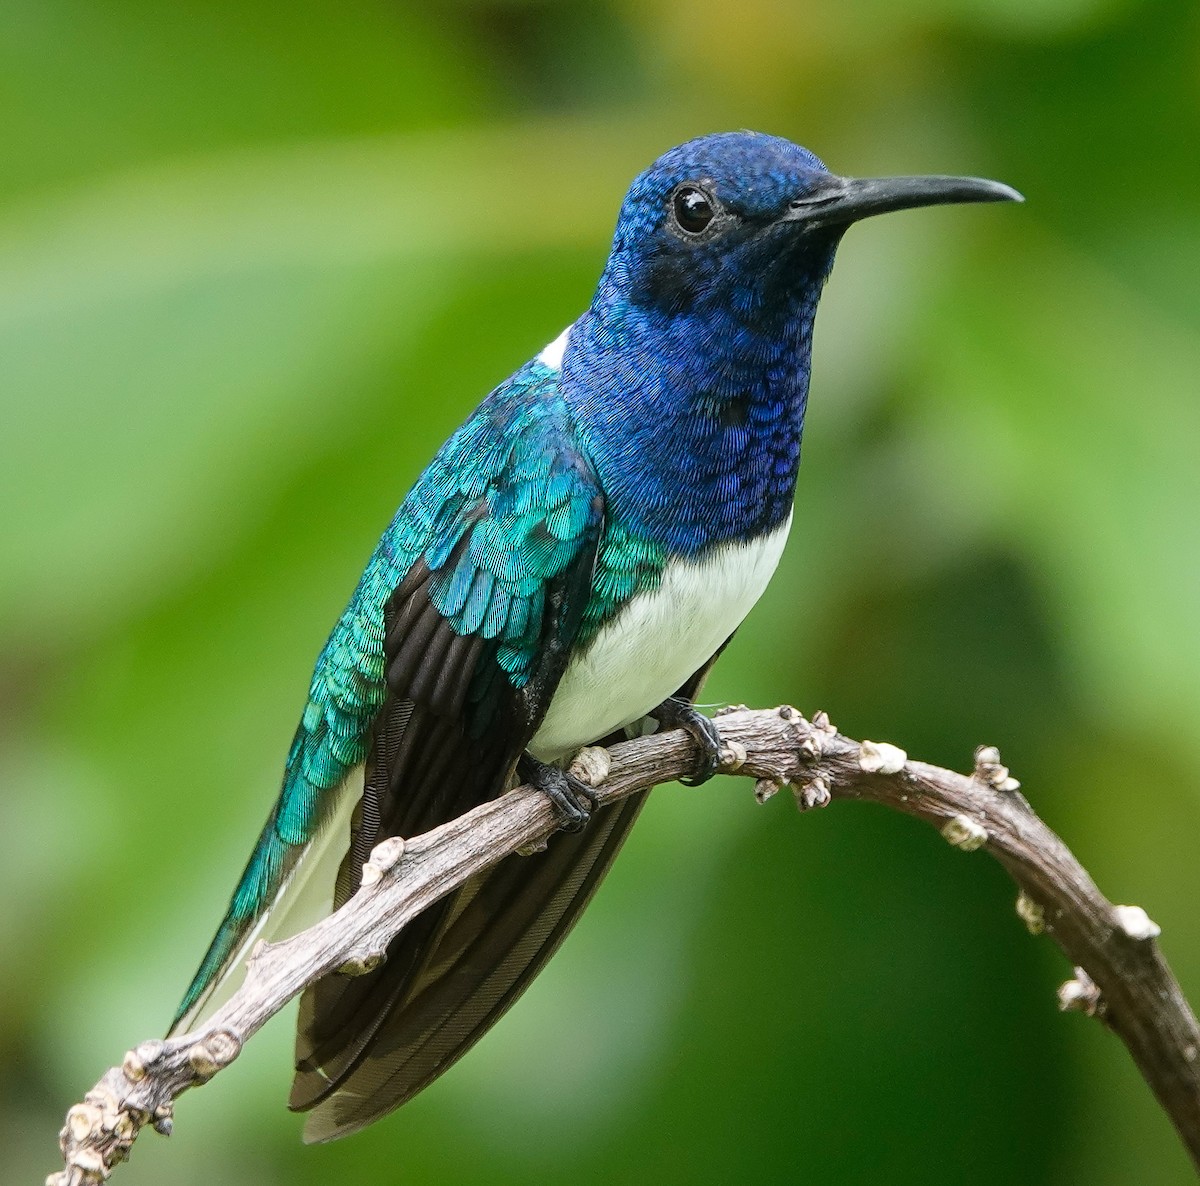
xmin=530 ymin=516 xmax=792 ymax=760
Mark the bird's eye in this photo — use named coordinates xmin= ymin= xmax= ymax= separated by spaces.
xmin=671 ymin=185 xmax=716 ymax=235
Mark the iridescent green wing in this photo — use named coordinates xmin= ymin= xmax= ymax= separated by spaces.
xmin=289 ymin=375 xmax=612 ymax=1133
xmin=172 ymin=363 xmax=601 ymax=1035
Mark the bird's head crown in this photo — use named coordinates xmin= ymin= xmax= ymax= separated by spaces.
xmin=617 ymin=132 xmax=832 ymax=242
xmin=604 ymin=132 xmax=838 ymax=320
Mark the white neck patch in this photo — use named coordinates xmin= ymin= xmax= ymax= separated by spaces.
xmin=537 ymin=324 xmax=572 ymax=371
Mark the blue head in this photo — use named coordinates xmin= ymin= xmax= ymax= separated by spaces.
xmin=605 ymin=132 xmax=841 ymax=327
xmin=562 ymin=131 xmax=1019 ymax=553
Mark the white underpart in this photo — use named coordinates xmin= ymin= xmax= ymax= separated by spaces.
xmin=530 ymin=516 xmax=792 ymax=761
xmin=537 ymin=324 xmax=572 ymax=369
xmin=173 ymin=767 xmax=362 ymax=1034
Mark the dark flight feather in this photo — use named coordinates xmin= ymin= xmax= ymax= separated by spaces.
xmin=288 ymin=478 xmax=609 ymax=1137
xmin=289 ymin=569 xmax=727 ymax=1141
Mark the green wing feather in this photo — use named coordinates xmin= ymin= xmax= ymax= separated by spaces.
xmin=172 ymin=359 xmax=603 ymax=1032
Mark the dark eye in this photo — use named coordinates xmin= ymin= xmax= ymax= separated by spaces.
xmin=672 ymin=185 xmax=715 ymax=234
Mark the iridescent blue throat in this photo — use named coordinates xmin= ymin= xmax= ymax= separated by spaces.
xmin=561 ymin=243 xmax=834 ymax=555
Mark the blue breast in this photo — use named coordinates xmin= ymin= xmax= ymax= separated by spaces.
xmin=561 ymin=280 xmax=825 ymax=556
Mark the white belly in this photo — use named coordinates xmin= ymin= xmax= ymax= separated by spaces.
xmin=529 ymin=515 xmax=791 ymax=760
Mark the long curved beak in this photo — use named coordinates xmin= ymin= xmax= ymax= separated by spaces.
xmin=783 ymin=173 xmax=1023 ymax=230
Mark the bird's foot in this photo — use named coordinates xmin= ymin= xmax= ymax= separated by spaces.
xmin=519 ymin=754 xmax=597 ymax=832
xmin=649 ymin=696 xmax=722 ymax=786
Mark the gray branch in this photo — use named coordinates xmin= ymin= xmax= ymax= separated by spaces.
xmin=49 ymin=707 xmax=1200 ymax=1183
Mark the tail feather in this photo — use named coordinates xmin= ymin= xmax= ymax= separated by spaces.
xmin=170 ymin=768 xmax=362 ymax=1036
xmin=294 ymin=790 xmax=650 ymax=1142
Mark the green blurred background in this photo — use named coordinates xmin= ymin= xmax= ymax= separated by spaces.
xmin=3 ymin=1 xmax=1198 ymax=1182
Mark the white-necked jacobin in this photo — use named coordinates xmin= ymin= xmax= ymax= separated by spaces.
xmin=173 ymin=131 xmax=1020 ymax=1141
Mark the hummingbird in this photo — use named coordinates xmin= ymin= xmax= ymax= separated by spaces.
xmin=172 ymin=131 xmax=1019 ymax=1142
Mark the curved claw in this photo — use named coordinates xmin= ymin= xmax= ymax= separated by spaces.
xmin=650 ymin=697 xmax=722 ymax=786
xmin=518 ymin=754 xmax=596 ymax=832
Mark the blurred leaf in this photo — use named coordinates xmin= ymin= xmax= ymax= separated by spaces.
xmin=0 ymin=0 xmax=484 ymax=195
xmin=918 ymin=227 xmax=1200 ymax=757
xmin=0 ymin=122 xmax=676 ymax=643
